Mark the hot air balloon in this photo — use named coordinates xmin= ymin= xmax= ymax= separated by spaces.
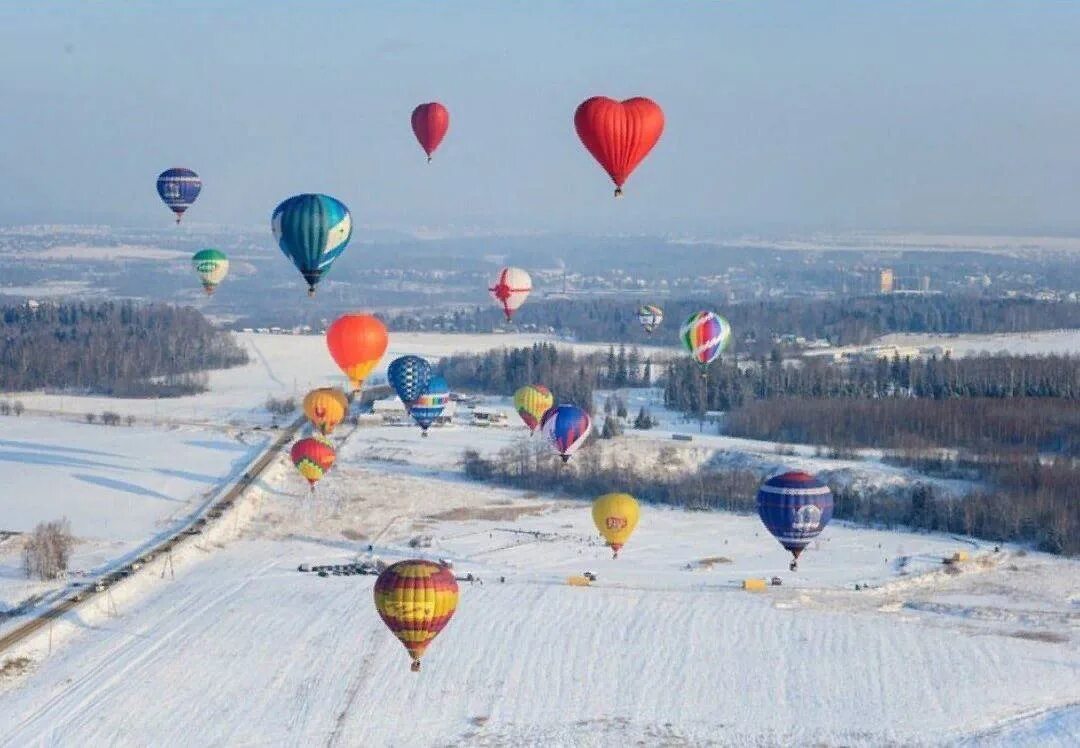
xmin=411 ymin=102 xmax=449 ymax=162
xmin=757 ymin=471 xmax=834 ymax=571
xmin=156 ymin=167 xmax=202 ymax=223
xmin=290 ymin=435 xmax=336 ymax=491
xmin=303 ymin=387 xmax=350 ymax=435
xmin=680 ymin=311 xmax=731 ymax=367
xmin=489 ymin=267 xmax=531 ymax=321
xmin=513 ymin=384 xmax=554 ymax=434
xmin=540 ymin=404 xmax=592 ymax=463
xmin=326 ymin=314 xmax=389 ymax=392
xmin=388 ymin=355 xmax=432 ymax=407
xmin=637 ymin=304 xmax=663 ymax=334
xmin=409 ymin=376 xmax=449 ymax=436
xmin=271 ymin=193 xmax=352 ymax=296
xmin=374 ymin=560 xmax=459 ymax=672
xmin=191 ymin=249 xmax=229 ymax=295
xmin=592 ymin=493 xmax=640 ymax=559
xmin=574 ymin=97 xmax=664 ymax=197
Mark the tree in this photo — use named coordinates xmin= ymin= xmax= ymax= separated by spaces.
xmin=23 ymin=518 xmax=75 ymax=580
xmin=85 ymin=413 xmax=96 ymax=424
xmin=601 ymin=416 xmax=624 ymax=439
xmin=616 ymin=398 xmax=628 ymax=419
xmin=12 ymin=401 xmax=24 ymax=416
xmin=633 ymin=407 xmax=655 ymax=430
xmin=125 ymin=415 xmax=135 ymax=427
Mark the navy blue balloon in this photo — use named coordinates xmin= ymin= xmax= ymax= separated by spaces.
xmin=756 ymin=471 xmax=833 ymax=568
xmin=388 ymin=355 xmax=432 ymax=405
xmin=156 ymin=167 xmax=202 ymax=223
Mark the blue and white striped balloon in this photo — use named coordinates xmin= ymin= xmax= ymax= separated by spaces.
xmin=388 ymin=355 xmax=432 ymax=406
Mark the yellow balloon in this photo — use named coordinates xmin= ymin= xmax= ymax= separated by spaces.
xmin=513 ymin=384 xmax=554 ymax=433
xmin=303 ymin=387 xmax=349 ymax=434
xmin=592 ymin=493 xmax=640 ymax=558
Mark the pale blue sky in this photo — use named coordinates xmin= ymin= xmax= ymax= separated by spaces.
xmin=1 ymin=2 xmax=1079 ymax=234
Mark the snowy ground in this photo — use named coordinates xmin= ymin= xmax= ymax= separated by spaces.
xmin=1 ymin=410 xmax=1076 ymax=746
xmin=0 ymin=416 xmax=267 ymax=622
xmin=806 ymin=329 xmax=1080 ymax=359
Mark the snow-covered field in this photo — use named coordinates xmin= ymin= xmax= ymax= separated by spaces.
xmin=0 ymin=416 xmax=267 ymax=622
xmin=1 ymin=417 xmax=1076 ymax=746
xmin=874 ymin=329 xmax=1080 ymax=357
xmin=2 ymin=332 xmax=1077 ymax=746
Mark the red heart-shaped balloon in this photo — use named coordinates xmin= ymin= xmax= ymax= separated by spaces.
xmin=574 ymin=96 xmax=664 ymax=196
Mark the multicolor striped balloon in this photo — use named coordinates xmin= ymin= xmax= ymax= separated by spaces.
xmin=679 ymin=311 xmax=731 ymax=366
xmin=373 ymin=560 xmax=459 ymax=672
xmin=156 ymin=167 xmax=202 ymax=223
xmin=489 ymin=267 xmax=532 ymax=321
xmin=290 ymin=435 xmax=336 ymax=490
xmin=540 ymin=404 xmax=592 ymax=463
xmin=637 ymin=304 xmax=663 ymax=334
xmin=272 ymin=193 xmax=352 ymax=296
xmin=388 ymin=355 xmax=432 ymax=406
xmin=756 ymin=471 xmax=834 ymax=570
xmin=513 ymin=384 xmax=554 ymax=433
xmin=409 ymin=376 xmax=449 ymax=435
xmin=191 ymin=249 xmax=228 ymax=295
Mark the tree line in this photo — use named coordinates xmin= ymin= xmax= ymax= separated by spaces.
xmin=664 ymin=353 xmax=1080 ymax=415
xmin=461 ymin=438 xmax=1079 ymax=555
xmin=390 ymin=295 xmax=1080 ymax=354
xmin=0 ymin=301 xmax=249 ymax=397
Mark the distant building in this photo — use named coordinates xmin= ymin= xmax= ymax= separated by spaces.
xmin=879 ymin=268 xmax=894 ymax=294
xmin=919 ymin=275 xmax=931 ymax=292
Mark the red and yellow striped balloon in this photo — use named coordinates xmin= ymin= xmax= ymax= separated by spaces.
xmin=373 ymin=560 xmax=459 ymax=672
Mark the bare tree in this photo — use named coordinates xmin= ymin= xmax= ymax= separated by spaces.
xmin=23 ymin=518 xmax=76 ymax=580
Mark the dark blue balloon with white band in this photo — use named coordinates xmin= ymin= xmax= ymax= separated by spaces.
xmin=757 ymin=471 xmax=833 ymax=570
xmin=388 ymin=355 xmax=432 ymax=406
xmin=156 ymin=167 xmax=202 ymax=223
xmin=409 ymin=376 xmax=449 ymax=435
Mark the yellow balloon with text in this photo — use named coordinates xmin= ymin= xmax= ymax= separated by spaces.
xmin=592 ymin=493 xmax=640 ymax=559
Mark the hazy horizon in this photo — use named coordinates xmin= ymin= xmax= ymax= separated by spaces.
xmin=2 ymin=2 xmax=1080 ymax=236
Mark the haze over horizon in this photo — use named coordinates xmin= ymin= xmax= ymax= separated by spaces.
xmin=2 ymin=2 xmax=1079 ymax=236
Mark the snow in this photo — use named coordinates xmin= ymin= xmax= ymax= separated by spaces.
xmin=874 ymin=329 xmax=1080 ymax=357
xmin=1 ymin=413 xmax=1076 ymax=746
xmin=0 ymin=415 xmax=267 ymax=618
xmin=1 ymin=334 xmax=1076 ymax=745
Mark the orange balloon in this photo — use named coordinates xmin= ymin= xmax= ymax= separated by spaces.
xmin=326 ymin=314 xmax=388 ymax=391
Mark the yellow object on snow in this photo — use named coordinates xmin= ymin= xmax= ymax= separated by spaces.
xmin=566 ymin=576 xmax=593 ymax=587
xmin=742 ymin=578 xmax=768 ymax=592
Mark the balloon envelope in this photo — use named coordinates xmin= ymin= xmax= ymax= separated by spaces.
xmin=514 ymin=384 xmax=554 ymax=433
xmin=680 ymin=311 xmax=731 ymax=366
xmin=637 ymin=304 xmax=663 ymax=334
xmin=388 ymin=355 xmax=433 ymax=406
xmin=411 ymin=102 xmax=450 ymax=161
xmin=592 ymin=493 xmax=640 ymax=558
xmin=326 ymin=314 xmax=389 ymax=391
xmin=409 ymin=376 xmax=449 ymax=433
xmin=157 ymin=167 xmax=202 ymax=223
xmin=290 ymin=435 xmax=336 ymax=488
xmin=191 ymin=249 xmax=228 ymax=295
xmin=374 ymin=559 xmax=459 ymax=671
xmin=303 ymin=388 xmax=349 ymax=435
xmin=756 ymin=471 xmax=834 ymax=563
xmin=272 ymin=194 xmax=352 ymax=295
xmin=489 ymin=267 xmax=531 ymax=321
xmin=574 ymin=97 xmax=664 ymax=196
xmin=540 ymin=404 xmax=592 ymax=463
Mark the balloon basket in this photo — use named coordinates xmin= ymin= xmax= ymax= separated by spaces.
xmin=410 ymin=660 xmax=421 ymax=673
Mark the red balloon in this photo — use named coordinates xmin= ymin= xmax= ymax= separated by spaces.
xmin=411 ymin=102 xmax=450 ymax=162
xmin=574 ymin=96 xmax=664 ymax=196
